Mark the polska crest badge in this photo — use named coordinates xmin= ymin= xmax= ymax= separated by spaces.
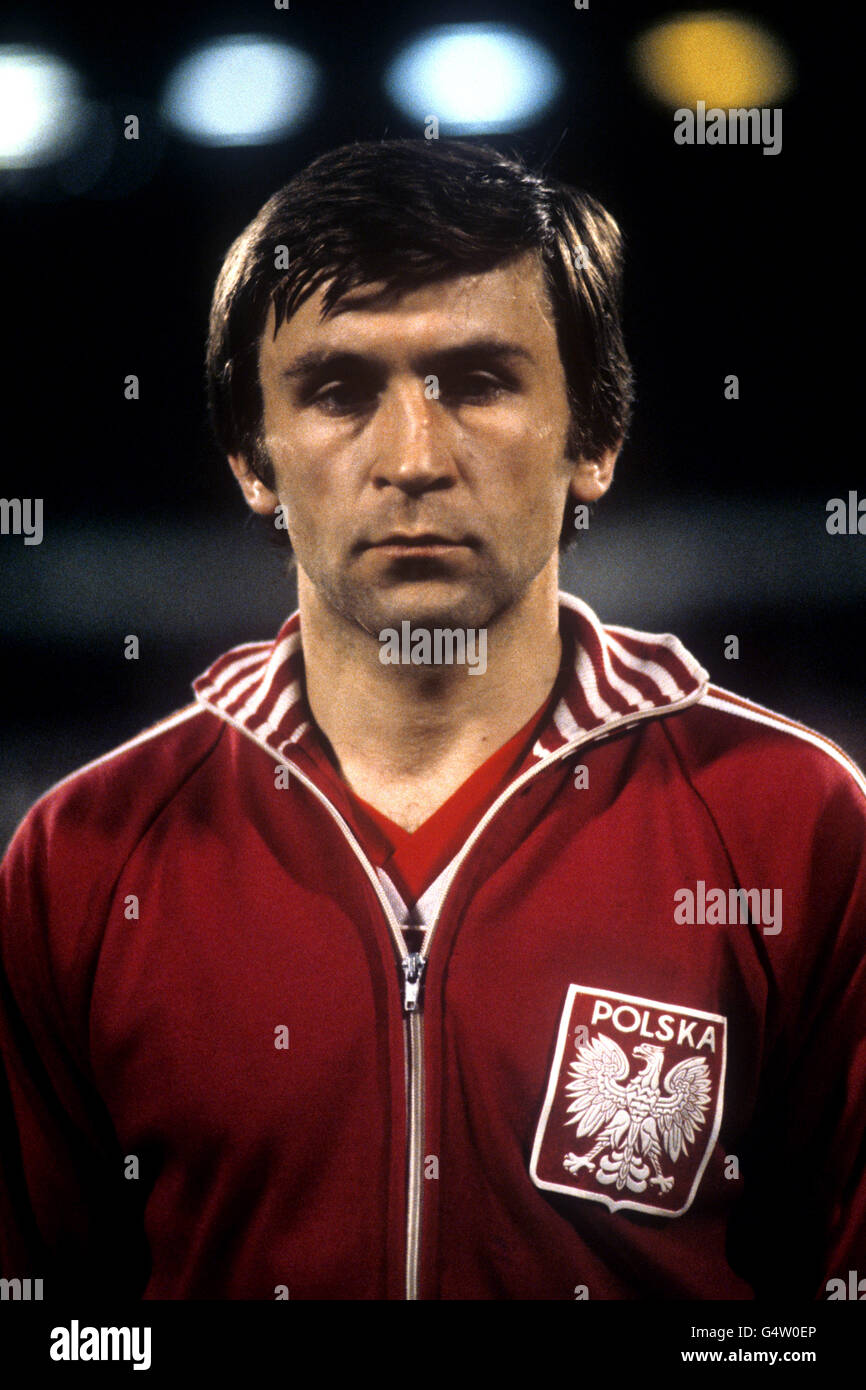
xmin=529 ymin=985 xmax=727 ymax=1217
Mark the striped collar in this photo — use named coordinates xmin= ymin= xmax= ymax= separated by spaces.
xmin=192 ymin=592 xmax=709 ymax=767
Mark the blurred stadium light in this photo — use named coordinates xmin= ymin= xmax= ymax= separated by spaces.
xmin=0 ymin=46 xmax=88 ymax=167
xmin=630 ymin=12 xmax=795 ymax=108
xmin=384 ymin=24 xmax=562 ymax=131
xmin=160 ymin=35 xmax=319 ymax=145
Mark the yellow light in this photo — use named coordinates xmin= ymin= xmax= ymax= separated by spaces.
xmin=631 ymin=11 xmax=795 ymax=109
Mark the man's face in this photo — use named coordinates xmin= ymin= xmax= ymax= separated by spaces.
xmin=232 ymin=250 xmax=613 ymax=635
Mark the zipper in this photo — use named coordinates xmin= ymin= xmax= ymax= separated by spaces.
xmin=401 ymin=954 xmax=426 ymax=1298
xmin=201 ymin=688 xmax=705 ymax=1299
xmin=402 ymin=952 xmax=426 ymax=1012
xmin=403 ymin=1007 xmax=425 ymax=1299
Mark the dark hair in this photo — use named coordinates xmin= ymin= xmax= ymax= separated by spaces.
xmin=206 ymin=137 xmax=634 ymax=552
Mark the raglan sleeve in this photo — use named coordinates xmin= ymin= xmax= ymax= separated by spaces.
xmin=732 ymin=759 xmax=866 ymax=1297
xmin=807 ymin=775 xmax=866 ymax=1292
xmin=0 ymin=794 xmax=148 ymax=1299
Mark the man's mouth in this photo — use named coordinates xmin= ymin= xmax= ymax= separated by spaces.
xmin=365 ymin=532 xmax=472 ymax=555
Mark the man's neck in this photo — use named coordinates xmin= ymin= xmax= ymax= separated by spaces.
xmin=297 ymin=564 xmax=564 ymax=831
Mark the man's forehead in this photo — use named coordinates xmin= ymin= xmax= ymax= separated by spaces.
xmin=261 ymin=251 xmax=553 ymax=353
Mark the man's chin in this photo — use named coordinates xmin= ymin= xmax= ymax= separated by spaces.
xmin=304 ymin=558 xmax=515 ymax=636
xmin=356 ymin=584 xmax=499 ymax=637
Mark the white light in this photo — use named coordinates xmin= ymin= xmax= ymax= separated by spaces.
xmin=0 ymin=47 xmax=86 ymax=167
xmin=161 ymin=36 xmax=318 ymax=145
xmin=385 ymin=24 xmax=562 ymax=131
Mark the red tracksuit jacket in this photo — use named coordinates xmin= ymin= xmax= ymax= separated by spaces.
xmin=1 ymin=593 xmax=864 ymax=1300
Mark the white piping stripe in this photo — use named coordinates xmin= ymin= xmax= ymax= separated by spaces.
xmin=599 ymin=656 xmax=659 ymax=711
xmin=556 ymin=591 xmax=693 ymax=715
xmin=702 ymin=692 xmax=866 ymax=800
xmin=607 ymin=622 xmax=708 ymax=685
xmin=255 ymin=682 xmax=304 ymax=744
xmin=707 ymin=683 xmax=837 ymax=728
xmin=215 ymin=663 xmax=271 ymax=712
xmin=31 ymin=705 xmax=207 ymax=800
xmin=205 ymin=647 xmax=271 ymax=697
xmin=560 ymin=595 xmax=707 ymax=709
xmin=231 ymin=636 xmax=297 ymax=724
xmin=231 ymin=679 xmax=274 ymax=728
xmin=605 ymin=631 xmax=685 ymax=702
xmin=223 ymin=632 xmax=302 ymax=730
xmin=260 ymin=631 xmax=302 ymax=692
xmin=552 ymin=699 xmax=582 ymax=742
xmin=573 ymin=642 xmax=614 ymax=721
xmin=591 ymin=630 xmax=652 ymax=709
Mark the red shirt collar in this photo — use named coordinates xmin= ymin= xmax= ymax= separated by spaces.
xmin=193 ymin=592 xmax=709 ymax=772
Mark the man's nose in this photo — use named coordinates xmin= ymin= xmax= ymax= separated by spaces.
xmin=370 ymin=380 xmax=456 ymax=494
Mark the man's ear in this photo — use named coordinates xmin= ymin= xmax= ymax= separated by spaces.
xmin=228 ymin=453 xmax=280 ymax=517
xmin=569 ymin=443 xmax=619 ymax=504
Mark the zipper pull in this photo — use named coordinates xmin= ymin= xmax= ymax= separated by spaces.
xmin=401 ymin=953 xmax=426 ymax=1013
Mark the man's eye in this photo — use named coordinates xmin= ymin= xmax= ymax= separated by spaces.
xmin=307 ymin=372 xmax=509 ymax=413
xmin=310 ymin=382 xmax=376 ymax=413
xmin=441 ymin=373 xmax=508 ymax=401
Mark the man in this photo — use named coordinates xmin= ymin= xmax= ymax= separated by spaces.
xmin=1 ymin=139 xmax=863 ymax=1301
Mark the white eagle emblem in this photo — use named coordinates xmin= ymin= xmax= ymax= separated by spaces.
xmin=562 ymin=1033 xmax=712 ymax=1195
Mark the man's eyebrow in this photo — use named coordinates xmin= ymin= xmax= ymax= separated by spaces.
xmin=280 ymin=338 xmax=535 ymax=379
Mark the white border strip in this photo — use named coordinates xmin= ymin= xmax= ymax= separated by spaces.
xmin=703 ymin=689 xmax=866 ymax=801
xmin=31 ymin=704 xmax=208 ymax=801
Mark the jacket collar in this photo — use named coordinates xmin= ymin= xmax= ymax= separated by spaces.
xmin=192 ymin=591 xmax=709 ymax=767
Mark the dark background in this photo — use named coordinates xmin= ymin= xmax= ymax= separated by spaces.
xmin=0 ymin=0 xmax=858 ymax=849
